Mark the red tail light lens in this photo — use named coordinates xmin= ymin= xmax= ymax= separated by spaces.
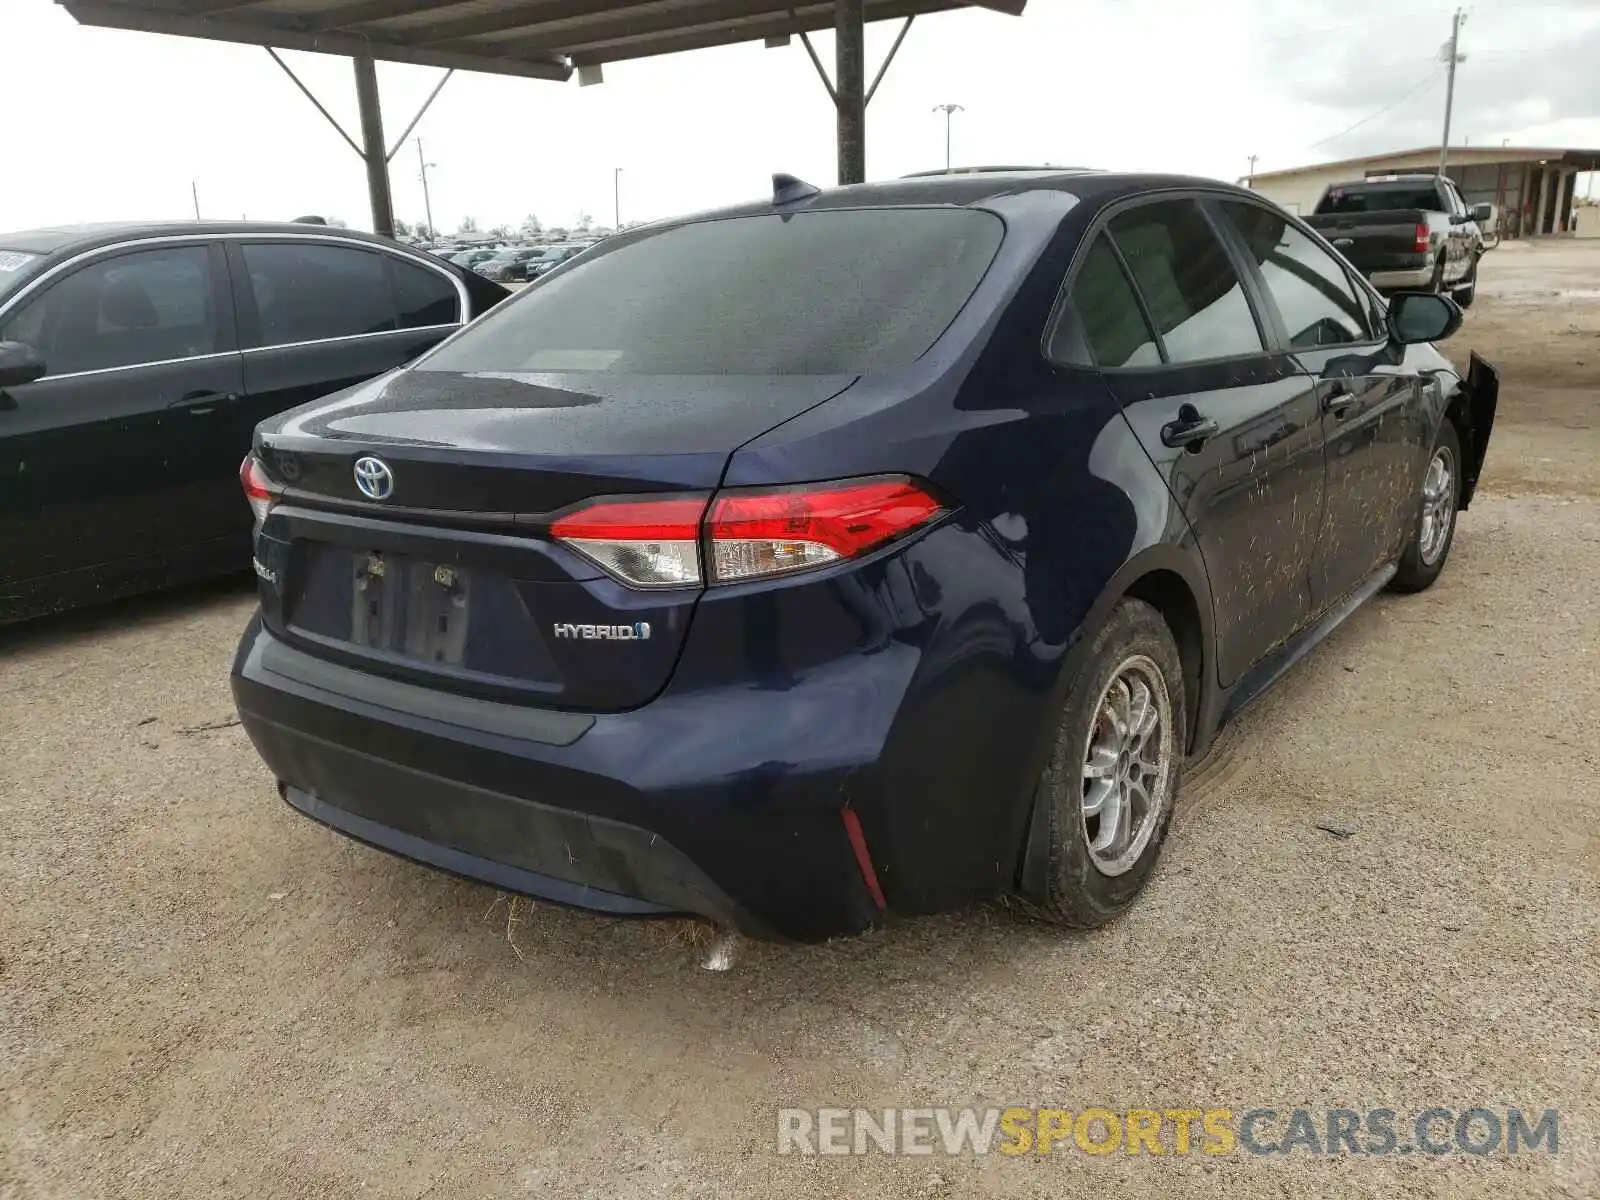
xmin=706 ymin=477 xmax=944 ymax=583
xmin=1414 ymin=223 xmax=1431 ymax=253
xmin=240 ymin=455 xmax=279 ymax=525
xmin=550 ymin=478 xmax=945 ymax=589
xmin=550 ymin=495 xmax=707 ymax=588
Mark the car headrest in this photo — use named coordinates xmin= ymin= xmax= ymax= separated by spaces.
xmin=99 ymin=275 xmax=160 ymax=330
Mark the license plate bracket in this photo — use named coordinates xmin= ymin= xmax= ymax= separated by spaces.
xmin=350 ymin=552 xmax=471 ymax=665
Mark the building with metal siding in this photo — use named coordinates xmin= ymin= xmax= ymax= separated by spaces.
xmin=1245 ymin=145 xmax=1599 ymax=239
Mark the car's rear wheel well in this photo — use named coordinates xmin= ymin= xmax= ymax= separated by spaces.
xmin=1122 ymin=571 xmax=1204 ymax=754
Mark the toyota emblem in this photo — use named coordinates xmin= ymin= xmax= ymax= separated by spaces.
xmin=353 ymin=456 xmax=394 ymax=501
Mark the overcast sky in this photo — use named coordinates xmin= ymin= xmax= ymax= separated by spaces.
xmin=4 ymin=0 xmax=1596 ymax=235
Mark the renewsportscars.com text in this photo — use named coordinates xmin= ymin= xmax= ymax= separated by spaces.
xmin=777 ymin=1106 xmax=1559 ymax=1158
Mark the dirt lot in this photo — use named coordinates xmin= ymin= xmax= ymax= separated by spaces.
xmin=3 ymin=241 xmax=1598 ymax=1200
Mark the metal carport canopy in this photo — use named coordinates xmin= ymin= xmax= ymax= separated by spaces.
xmin=59 ymin=0 xmax=1027 ymax=235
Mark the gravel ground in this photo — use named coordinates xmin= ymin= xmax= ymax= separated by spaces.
xmin=2 ymin=241 xmax=1598 ymax=1200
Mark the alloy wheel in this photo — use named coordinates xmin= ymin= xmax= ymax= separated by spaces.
xmin=1418 ymin=444 xmax=1457 ymax=566
xmin=1081 ymin=656 xmax=1174 ymax=877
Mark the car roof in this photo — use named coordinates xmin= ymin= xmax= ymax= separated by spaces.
xmin=662 ymin=169 xmax=1256 ymax=226
xmin=0 ymin=220 xmax=414 ymax=258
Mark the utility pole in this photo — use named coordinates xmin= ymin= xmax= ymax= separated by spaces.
xmin=1246 ymin=154 xmax=1259 ymax=186
xmin=1438 ymin=9 xmax=1466 ymax=177
xmin=933 ymin=103 xmax=964 ymax=170
xmin=416 ymin=139 xmax=436 ymax=241
xmin=614 ymin=167 xmax=623 ymax=229
xmin=416 ymin=140 xmax=436 ymax=240
xmin=191 ymin=181 xmax=201 ymax=220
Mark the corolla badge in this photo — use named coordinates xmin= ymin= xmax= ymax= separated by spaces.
xmin=353 ymin=455 xmax=394 ymax=500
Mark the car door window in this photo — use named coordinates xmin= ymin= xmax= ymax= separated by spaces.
xmin=1218 ymin=202 xmax=1373 ymax=348
xmin=390 ymin=256 xmax=460 ymax=329
xmin=0 ymin=246 xmax=218 ymax=376
xmin=1107 ymin=200 xmax=1264 ymax=363
xmin=1056 ymin=234 xmax=1161 ymax=367
xmin=241 ymin=242 xmax=395 ymax=346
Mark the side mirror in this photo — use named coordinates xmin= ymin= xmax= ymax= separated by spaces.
xmin=1470 ymin=203 xmax=1494 ymax=224
xmin=0 ymin=340 xmax=46 ymax=389
xmin=1387 ymin=292 xmax=1463 ymax=345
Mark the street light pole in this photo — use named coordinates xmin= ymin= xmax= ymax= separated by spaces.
xmin=933 ymin=103 xmax=964 ymax=170
xmin=1246 ymin=154 xmax=1259 ymax=186
xmin=416 ymin=138 xmax=436 ymax=240
xmin=614 ymin=167 xmax=623 ymax=229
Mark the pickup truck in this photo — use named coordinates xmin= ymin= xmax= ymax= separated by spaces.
xmin=1305 ymin=174 xmax=1492 ymax=307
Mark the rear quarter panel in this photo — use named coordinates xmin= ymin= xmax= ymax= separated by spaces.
xmin=716 ymin=188 xmax=1212 ymax=912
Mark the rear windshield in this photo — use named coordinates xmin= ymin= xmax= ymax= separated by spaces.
xmin=1317 ymin=184 xmax=1442 ymax=214
xmin=419 ymin=209 xmax=1005 ymax=375
xmin=0 ymin=249 xmax=42 ymax=303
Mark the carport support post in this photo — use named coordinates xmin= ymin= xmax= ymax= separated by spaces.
xmin=353 ymin=54 xmax=396 ymax=239
xmin=835 ymin=0 xmax=866 ymax=185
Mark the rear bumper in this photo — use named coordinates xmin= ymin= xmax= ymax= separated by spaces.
xmin=1367 ymin=262 xmax=1436 ymax=289
xmin=231 ymin=616 xmax=890 ymax=941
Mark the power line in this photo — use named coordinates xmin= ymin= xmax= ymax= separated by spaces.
xmin=1307 ymin=68 xmax=1443 ymax=151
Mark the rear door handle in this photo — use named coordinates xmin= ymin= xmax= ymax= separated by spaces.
xmin=168 ymin=390 xmax=238 ymax=414
xmin=1160 ymin=406 xmax=1219 ymax=449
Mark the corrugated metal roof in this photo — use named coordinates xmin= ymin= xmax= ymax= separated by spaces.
xmin=59 ymin=0 xmax=1024 ymax=78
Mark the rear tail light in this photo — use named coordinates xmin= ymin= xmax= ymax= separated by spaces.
xmin=1414 ymin=223 xmax=1431 ymax=253
xmin=549 ymin=477 xmax=945 ymax=589
xmin=240 ymin=454 xmax=279 ymax=526
xmin=550 ymin=496 xmax=708 ymax=588
xmin=706 ymin=478 xmax=944 ymax=583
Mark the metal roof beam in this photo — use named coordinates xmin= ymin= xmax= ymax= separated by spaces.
xmin=564 ymin=0 xmax=961 ymax=64
xmin=300 ymin=0 xmax=475 ymax=32
xmin=414 ymin=0 xmax=769 ymax=47
xmin=473 ymin=0 xmax=809 ymax=55
xmin=174 ymin=0 xmax=272 ymax=13
xmin=61 ymin=0 xmax=572 ymax=78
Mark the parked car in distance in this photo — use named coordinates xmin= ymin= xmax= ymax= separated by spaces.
xmin=0 ymin=221 xmax=509 ymax=623
xmin=448 ymin=247 xmax=503 ymax=269
xmin=523 ymin=242 xmax=587 ymax=279
xmin=475 ymin=247 xmax=548 ymax=282
xmin=1304 ymin=174 xmax=1490 ymax=306
xmin=231 ymin=171 xmax=1497 ymax=942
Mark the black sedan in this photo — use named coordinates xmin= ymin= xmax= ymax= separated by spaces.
xmin=0 ymin=222 xmax=507 ymax=622
xmin=474 ymin=247 xmax=548 ymax=283
xmin=230 ymin=171 xmax=1497 ymax=941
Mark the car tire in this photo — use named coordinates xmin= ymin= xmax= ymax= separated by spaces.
xmin=1037 ymin=599 xmax=1186 ymax=928
xmin=1390 ymin=419 xmax=1463 ymax=593
xmin=1453 ymin=258 xmax=1478 ymax=309
xmin=1429 ymin=254 xmax=1448 ymax=294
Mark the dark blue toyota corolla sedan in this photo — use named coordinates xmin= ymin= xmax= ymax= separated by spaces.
xmin=231 ymin=169 xmax=1497 ymax=941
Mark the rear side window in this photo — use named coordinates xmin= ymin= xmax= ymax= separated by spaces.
xmin=1220 ymin=202 xmax=1372 ymax=348
xmin=1317 ymin=184 xmax=1443 ymax=214
xmin=419 ymin=209 xmax=1004 ymax=375
xmin=1060 ymin=235 xmax=1160 ymax=368
xmin=242 ymin=242 xmax=395 ymax=346
xmin=0 ymin=245 xmax=219 ymax=375
xmin=1108 ymin=200 xmax=1264 ymax=363
xmin=391 ymin=257 xmax=459 ymax=329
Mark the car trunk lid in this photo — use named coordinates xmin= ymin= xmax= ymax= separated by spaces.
xmin=251 ymin=368 xmax=855 ymax=711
